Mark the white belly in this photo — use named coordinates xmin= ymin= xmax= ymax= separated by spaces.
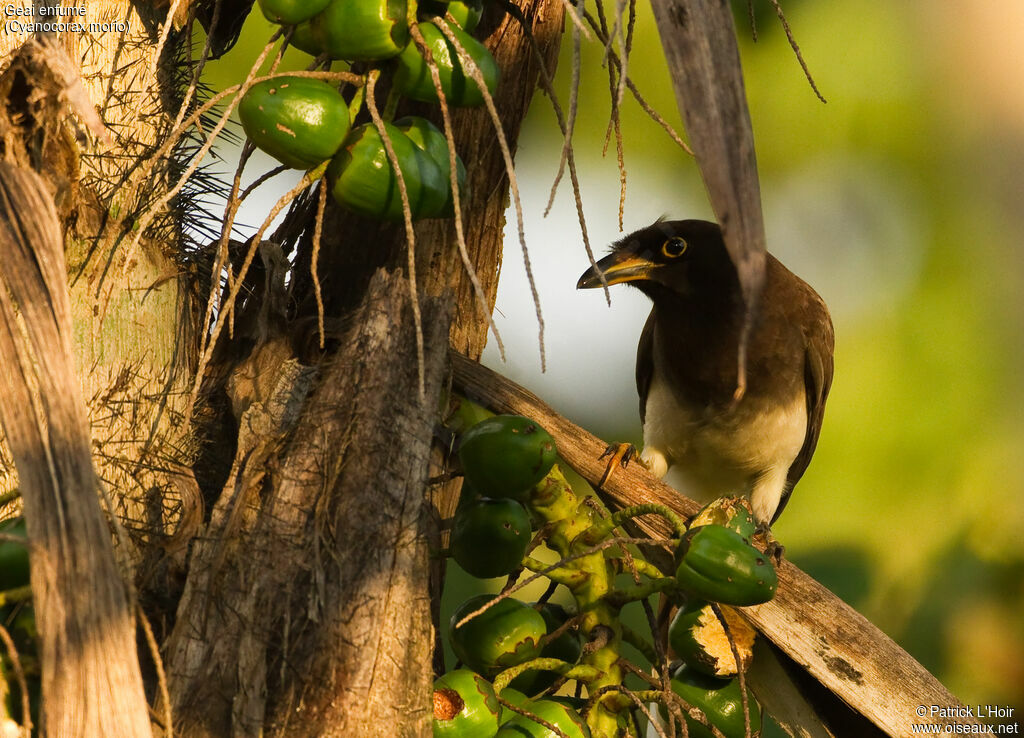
xmin=641 ymin=371 xmax=807 ymax=524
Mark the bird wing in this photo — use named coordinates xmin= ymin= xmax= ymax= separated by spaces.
xmin=774 ymin=296 xmax=834 ymax=523
xmin=635 ymin=309 xmax=656 ymax=425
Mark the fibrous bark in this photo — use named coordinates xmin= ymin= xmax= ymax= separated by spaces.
xmin=0 ymin=4 xmax=201 ymax=557
xmin=0 ymin=6 xmax=218 ymax=734
xmin=166 ymin=270 xmax=448 ymax=738
xmin=265 ymin=271 xmax=450 ymax=737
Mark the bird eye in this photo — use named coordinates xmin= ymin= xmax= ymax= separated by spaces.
xmin=661 ymin=236 xmax=688 ymax=259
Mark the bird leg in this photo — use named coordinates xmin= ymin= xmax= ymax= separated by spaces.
xmin=755 ymin=522 xmax=786 ymax=563
xmin=597 ymin=442 xmax=644 ymax=487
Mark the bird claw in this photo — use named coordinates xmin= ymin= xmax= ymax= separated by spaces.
xmin=597 ymin=442 xmax=643 ymax=487
xmin=755 ymin=523 xmax=786 ymax=564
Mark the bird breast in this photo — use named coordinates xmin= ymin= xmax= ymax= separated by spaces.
xmin=642 ymin=369 xmax=807 ymax=510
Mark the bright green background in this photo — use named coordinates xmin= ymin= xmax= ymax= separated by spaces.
xmin=202 ymin=0 xmax=1024 ymax=728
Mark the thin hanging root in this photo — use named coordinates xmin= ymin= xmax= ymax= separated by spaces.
xmin=595 ymin=0 xmax=636 ymax=113
xmin=747 ymin=0 xmax=758 ymax=41
xmin=453 ymin=535 xmax=672 ymax=629
xmin=624 ymin=689 xmax=670 ymax=738
xmin=558 ymin=0 xmax=593 ymax=41
xmin=661 ymin=689 xmax=721 ymax=737
xmin=138 ymin=604 xmax=173 ymax=738
xmin=240 ymin=163 xmax=289 ymax=200
xmin=623 ymin=74 xmax=692 ymax=155
xmin=216 ymin=164 xmax=309 ymax=335
xmin=614 ymin=120 xmax=626 ymax=231
xmin=596 ymin=0 xmax=625 ymax=154
xmin=767 ymin=0 xmax=826 ymax=103
xmin=614 ymin=0 xmax=637 ymax=229
xmin=618 ymin=0 xmax=636 ymax=112
xmin=596 ymin=0 xmax=630 ymax=231
xmin=225 ymin=163 xmax=290 ymax=335
xmin=509 ymin=8 xmax=608 ymax=304
xmin=171 ymin=2 xmax=216 ymax=134
xmin=583 ymin=9 xmax=694 ymax=156
xmin=219 ymin=142 xmax=255 ymax=336
xmin=597 ymin=0 xmax=624 ymax=68
xmin=196 ymin=140 xmax=255 ymax=367
xmin=187 ymin=166 xmax=325 ymax=417
xmin=495 ymin=698 xmax=568 ymax=737
xmin=0 ymin=624 xmax=30 ymax=736
xmin=266 ymin=32 xmax=288 ymax=76
xmin=596 ymin=0 xmax=616 ymax=154
xmin=543 ymin=0 xmax=582 ymax=218
xmin=364 ymin=70 xmax=426 ymax=401
xmin=711 ymin=602 xmax=754 ymax=738
xmin=609 ymin=0 xmax=637 ymax=140
xmin=540 ymin=611 xmax=584 ymax=648
xmin=639 ymin=597 xmax=674 ymax=717
xmin=312 ymin=177 xmax=328 ymax=350
xmin=436 ymin=22 xmax=547 ymax=371
xmin=151 ymin=0 xmax=185 ymax=78
xmin=618 ymin=660 xmax=662 ymax=690
xmin=565 ymin=154 xmax=604 ymax=302
xmin=411 ymin=21 xmax=506 ymax=361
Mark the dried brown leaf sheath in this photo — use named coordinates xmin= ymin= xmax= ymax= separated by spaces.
xmin=0 ymin=163 xmax=152 ymax=738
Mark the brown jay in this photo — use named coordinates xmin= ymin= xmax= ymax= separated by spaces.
xmin=577 ymin=219 xmax=834 ymax=528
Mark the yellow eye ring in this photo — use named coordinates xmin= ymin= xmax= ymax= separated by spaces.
xmin=661 ymin=236 xmax=688 ymax=258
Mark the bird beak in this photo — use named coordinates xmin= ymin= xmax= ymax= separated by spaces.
xmin=576 ymin=251 xmax=654 ymax=289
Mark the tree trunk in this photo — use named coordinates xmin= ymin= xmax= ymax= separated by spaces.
xmin=163 ymin=0 xmax=566 ymax=735
xmin=0 ymin=0 xmax=565 ymax=734
xmin=265 ymin=272 xmax=450 ymax=737
xmin=0 ymin=3 xmax=202 ymax=734
xmin=0 ymin=4 xmax=199 ymax=522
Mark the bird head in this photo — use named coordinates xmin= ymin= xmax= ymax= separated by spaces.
xmin=576 ymin=219 xmax=738 ymax=301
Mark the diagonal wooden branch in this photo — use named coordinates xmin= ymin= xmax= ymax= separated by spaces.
xmin=0 ymin=162 xmax=152 ymax=738
xmin=649 ymin=0 xmax=768 ymax=399
xmin=450 ymin=352 xmax=987 ymax=737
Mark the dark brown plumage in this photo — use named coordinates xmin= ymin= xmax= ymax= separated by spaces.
xmin=577 ymin=219 xmax=833 ymax=526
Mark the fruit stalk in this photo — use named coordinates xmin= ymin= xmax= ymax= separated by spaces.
xmin=491 ymin=659 xmax=601 ymax=693
xmin=522 ymin=466 xmax=645 ymax=736
xmin=579 ymin=502 xmax=687 ymax=545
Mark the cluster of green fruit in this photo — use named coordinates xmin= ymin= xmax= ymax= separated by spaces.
xmin=449 ymin=414 xmax=555 ymax=579
xmin=439 ymin=414 xmax=590 ymax=736
xmin=239 ymin=0 xmax=495 ymax=221
xmin=434 ymin=409 xmax=779 ymax=737
xmin=663 ymin=497 xmax=774 ymax=737
xmin=434 ymin=668 xmax=590 ymax=738
xmin=441 ymin=598 xmax=589 ymax=737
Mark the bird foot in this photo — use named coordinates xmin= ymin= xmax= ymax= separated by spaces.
xmin=597 ymin=442 xmax=644 ymax=487
xmin=755 ymin=523 xmax=786 ymax=564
